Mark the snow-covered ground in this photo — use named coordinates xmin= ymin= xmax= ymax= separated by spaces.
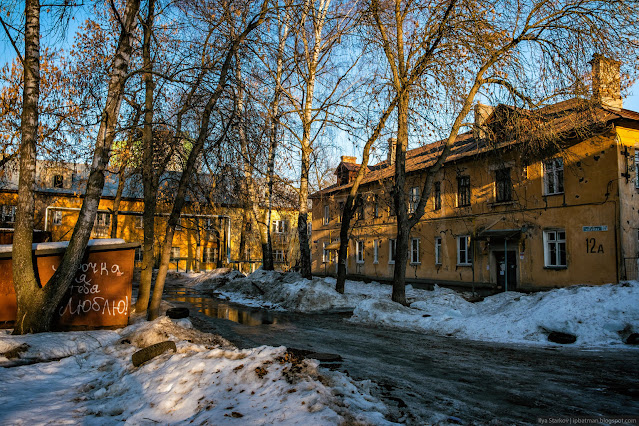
xmin=188 ymin=269 xmax=639 ymax=347
xmin=0 ymin=317 xmax=391 ymax=425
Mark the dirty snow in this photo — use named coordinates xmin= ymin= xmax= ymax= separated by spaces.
xmin=0 ymin=317 xmax=391 ymax=425
xmin=187 ymin=269 xmax=639 ymax=347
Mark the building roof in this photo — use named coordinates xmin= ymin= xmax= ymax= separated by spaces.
xmin=311 ymin=101 xmax=633 ymax=198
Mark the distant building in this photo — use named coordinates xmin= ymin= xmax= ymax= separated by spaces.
xmin=310 ymin=55 xmax=639 ymax=291
xmin=0 ymin=161 xmax=301 ymax=272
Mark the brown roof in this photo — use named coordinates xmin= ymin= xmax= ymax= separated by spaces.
xmin=311 ymin=101 xmax=635 ymax=198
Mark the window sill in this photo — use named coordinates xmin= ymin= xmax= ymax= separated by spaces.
xmin=457 ymin=263 xmax=472 ymax=267
xmin=356 ymin=261 xmax=365 ymax=264
xmin=544 ymin=265 xmax=567 ymax=270
xmin=373 ymin=261 xmax=378 ymax=264
xmin=410 ymin=262 xmax=421 ymax=266
xmin=543 ymin=192 xmax=564 ymax=197
xmin=388 ymin=262 xmax=395 ymax=265
xmin=488 ymin=200 xmax=515 ymax=207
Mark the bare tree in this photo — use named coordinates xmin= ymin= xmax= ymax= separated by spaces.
xmin=11 ymin=0 xmax=141 ymax=333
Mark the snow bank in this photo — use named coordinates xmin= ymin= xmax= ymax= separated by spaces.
xmin=0 ymin=317 xmax=391 ymax=425
xmin=352 ymin=282 xmax=639 ymax=346
xmin=188 ymin=269 xmax=639 ymax=346
xmin=196 ymin=269 xmax=364 ymax=312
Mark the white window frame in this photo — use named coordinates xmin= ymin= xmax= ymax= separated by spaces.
xmin=408 ymin=186 xmax=420 ymax=213
xmin=134 ymin=247 xmax=144 ymax=262
xmin=543 ymin=158 xmax=564 ymax=195
xmin=274 ymin=249 xmax=286 ymax=262
xmin=457 ymin=235 xmax=472 ymax=266
xmin=373 ymin=240 xmax=379 ymax=264
xmin=356 ymin=240 xmax=365 ymax=264
xmin=170 ymin=246 xmax=180 ymax=262
xmin=543 ymin=229 xmax=567 ymax=268
xmin=203 ymin=246 xmax=216 ymax=263
xmin=323 ymin=205 xmax=330 ymax=225
xmin=96 ymin=212 xmax=111 ymax=227
xmin=435 ymin=237 xmax=442 ymax=265
xmin=274 ymin=219 xmax=288 ymax=234
xmin=136 ymin=215 xmax=144 ymax=229
xmin=323 ymin=242 xmax=329 ymax=263
xmin=388 ymin=239 xmax=396 ymax=264
xmin=1 ymin=205 xmax=16 ymax=223
xmin=52 ymin=210 xmax=62 ymax=226
xmin=411 ymin=238 xmax=420 ymax=264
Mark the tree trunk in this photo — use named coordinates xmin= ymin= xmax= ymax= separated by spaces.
xmin=135 ymin=0 xmax=157 ymax=313
xmin=298 ymin=145 xmax=312 ymax=278
xmin=12 ymin=0 xmax=44 ymax=334
xmin=147 ymin=2 xmax=269 ymax=320
xmin=14 ymin=0 xmax=140 ymax=333
xmin=110 ymin=163 xmax=127 ymax=238
xmin=391 ymin=88 xmax=410 ymax=305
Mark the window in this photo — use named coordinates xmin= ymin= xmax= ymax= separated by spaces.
xmin=457 ymin=176 xmax=471 ymax=207
xmin=323 ymin=242 xmax=329 ymax=263
xmin=52 ymin=210 xmax=62 ymax=226
xmin=409 ymin=186 xmax=420 ymax=213
xmin=175 ymin=217 xmax=182 ymax=231
xmin=338 ymin=201 xmax=344 ymax=223
xmin=273 ymin=220 xmax=289 ymax=234
xmin=205 ymin=218 xmax=216 ymax=231
xmin=136 ymin=215 xmax=144 ymax=229
xmin=495 ymin=168 xmax=512 ymax=202
xmin=435 ymin=237 xmax=442 ymax=265
xmin=434 ymin=181 xmax=441 ymax=211
xmin=53 ymin=174 xmax=64 ymax=188
xmin=134 ymin=247 xmax=144 ymax=262
xmin=388 ymin=239 xmax=396 ymax=264
xmin=544 ymin=158 xmax=564 ymax=195
xmin=544 ymin=229 xmax=567 ymax=267
xmin=307 ymin=222 xmax=312 ymax=237
xmin=411 ymin=238 xmax=420 ymax=264
xmin=356 ymin=240 xmax=365 ymax=263
xmin=323 ymin=205 xmax=330 ymax=225
xmin=357 ymin=201 xmax=364 ymax=220
xmin=635 ymin=150 xmax=639 ymax=189
xmin=1 ymin=205 xmax=16 ymax=223
xmin=203 ymin=246 xmax=217 ymax=263
xmin=373 ymin=195 xmax=380 ymax=218
xmin=373 ymin=240 xmax=379 ymax=263
xmin=457 ymin=235 xmax=472 ymax=265
xmin=170 ymin=247 xmax=180 ymax=261
xmin=96 ymin=212 xmax=111 ymax=227
xmin=274 ymin=249 xmax=286 ymax=262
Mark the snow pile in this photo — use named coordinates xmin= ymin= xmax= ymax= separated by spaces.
xmin=0 ymin=317 xmax=391 ymax=425
xmin=352 ymin=282 xmax=639 ymax=346
xmin=188 ymin=270 xmax=639 ymax=346
xmin=198 ymin=270 xmax=366 ymax=312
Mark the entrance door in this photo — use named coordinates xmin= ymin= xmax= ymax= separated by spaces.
xmin=494 ymin=251 xmax=517 ymax=291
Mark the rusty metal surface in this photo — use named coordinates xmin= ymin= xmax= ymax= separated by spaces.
xmin=0 ymin=247 xmax=134 ymax=328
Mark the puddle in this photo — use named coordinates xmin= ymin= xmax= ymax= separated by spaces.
xmin=164 ymin=287 xmax=286 ymax=326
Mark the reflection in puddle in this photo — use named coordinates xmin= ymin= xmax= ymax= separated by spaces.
xmin=165 ymin=288 xmax=284 ymax=326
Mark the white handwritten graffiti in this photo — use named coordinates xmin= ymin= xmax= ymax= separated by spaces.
xmin=51 ymin=262 xmax=124 ymax=277
xmin=59 ymin=296 xmax=129 ymax=317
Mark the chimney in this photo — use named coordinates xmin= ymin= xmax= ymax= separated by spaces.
xmin=387 ymin=138 xmax=396 ymax=166
xmin=474 ymin=103 xmax=493 ymax=140
xmin=340 ymin=156 xmax=357 ymax=164
xmin=590 ymin=54 xmax=622 ymax=109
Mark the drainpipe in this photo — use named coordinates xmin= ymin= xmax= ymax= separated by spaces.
xmin=504 ymin=238 xmax=508 ymax=292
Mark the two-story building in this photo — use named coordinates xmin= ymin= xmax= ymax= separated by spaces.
xmin=0 ymin=161 xmax=301 ymax=272
xmin=310 ymin=56 xmax=639 ymax=291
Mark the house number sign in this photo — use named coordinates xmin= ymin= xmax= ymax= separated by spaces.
xmin=582 ymin=226 xmax=608 ymax=232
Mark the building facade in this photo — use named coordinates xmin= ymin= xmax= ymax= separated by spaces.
xmin=311 ymin=57 xmax=639 ymax=291
xmin=0 ymin=162 xmax=301 ymax=272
